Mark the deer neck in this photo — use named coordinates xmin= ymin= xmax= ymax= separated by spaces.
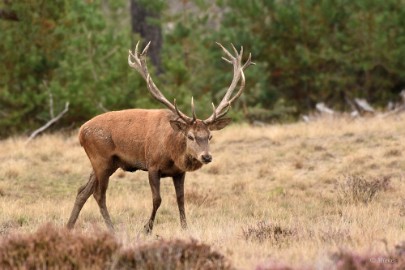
xmin=181 ymin=154 xmax=203 ymax=172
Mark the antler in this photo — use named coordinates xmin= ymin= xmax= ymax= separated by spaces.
xmin=128 ymin=41 xmax=196 ymax=124
xmin=203 ymin=43 xmax=255 ymax=124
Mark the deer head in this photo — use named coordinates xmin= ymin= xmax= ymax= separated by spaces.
xmin=128 ymin=41 xmax=254 ymax=164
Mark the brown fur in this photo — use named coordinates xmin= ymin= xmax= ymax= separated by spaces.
xmin=66 ymin=108 xmax=230 ymax=233
xmin=79 ymin=109 xmax=202 ymax=174
xmin=67 ymin=42 xmax=252 ymax=233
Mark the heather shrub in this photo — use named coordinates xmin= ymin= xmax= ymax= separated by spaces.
xmin=337 ymin=175 xmax=391 ymax=205
xmin=0 ymin=224 xmax=232 ymax=270
xmin=395 ymin=241 xmax=405 ymax=257
xmin=242 ymin=221 xmax=296 ymax=245
xmin=0 ymin=224 xmax=119 ymax=269
xmin=255 ymin=261 xmax=297 ymax=270
xmin=332 ymin=249 xmax=405 ymax=270
xmin=113 ymin=238 xmax=233 ymax=270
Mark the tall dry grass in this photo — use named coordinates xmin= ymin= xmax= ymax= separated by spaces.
xmin=1 ymin=116 xmax=405 ymax=269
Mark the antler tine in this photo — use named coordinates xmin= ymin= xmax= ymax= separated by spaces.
xmin=204 ymin=43 xmax=254 ymax=124
xmin=127 ymin=41 xmax=140 ymax=61
xmin=174 ymin=99 xmax=192 ymax=123
xmin=210 ymin=102 xmax=217 ymax=122
xmin=242 ymin=53 xmax=255 ymax=70
xmin=221 ymin=57 xmax=232 ymax=64
xmin=216 ymin=42 xmax=235 ymax=61
xmin=128 ymin=41 xmax=148 ymax=80
xmin=135 ymin=41 xmax=140 ymax=54
xmin=239 ymin=46 xmax=244 ymax=60
xmin=141 ymin=41 xmax=151 ymax=56
xmin=191 ymin=97 xmax=197 ymax=123
xmin=231 ymin=43 xmax=238 ymax=56
xmin=128 ymin=41 xmax=194 ymax=124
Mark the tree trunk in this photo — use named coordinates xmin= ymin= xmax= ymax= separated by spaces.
xmin=130 ymin=0 xmax=163 ymax=74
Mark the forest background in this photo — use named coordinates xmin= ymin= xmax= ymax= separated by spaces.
xmin=1 ymin=0 xmax=405 ymax=137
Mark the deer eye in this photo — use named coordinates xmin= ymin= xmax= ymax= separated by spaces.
xmin=187 ymin=134 xmax=194 ymax=141
xmin=209 ymin=135 xmax=213 ymax=140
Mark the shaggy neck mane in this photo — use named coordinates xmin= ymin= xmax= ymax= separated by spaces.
xmin=182 ymin=153 xmax=203 ymax=172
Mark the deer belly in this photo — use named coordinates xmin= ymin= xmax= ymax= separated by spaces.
xmin=123 ymin=162 xmax=147 ymax=172
xmin=112 ymin=153 xmax=147 ymax=172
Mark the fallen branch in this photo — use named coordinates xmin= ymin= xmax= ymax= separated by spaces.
xmin=49 ymin=91 xmax=55 ymax=118
xmin=316 ymin=102 xmax=334 ymax=115
xmin=381 ymin=105 xmax=405 ymax=118
xmin=354 ymin=98 xmax=375 ymax=114
xmin=26 ymin=102 xmax=69 ymax=144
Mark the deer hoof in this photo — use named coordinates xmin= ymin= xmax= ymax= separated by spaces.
xmin=143 ymin=224 xmax=153 ymax=235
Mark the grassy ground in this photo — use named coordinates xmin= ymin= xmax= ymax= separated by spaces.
xmin=0 ymin=116 xmax=404 ymax=269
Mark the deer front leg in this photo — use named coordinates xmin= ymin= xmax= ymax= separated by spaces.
xmin=144 ymin=170 xmax=161 ymax=234
xmin=173 ymin=172 xmax=187 ymax=230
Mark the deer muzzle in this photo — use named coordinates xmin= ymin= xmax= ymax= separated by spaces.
xmin=201 ymin=153 xmax=212 ymax=164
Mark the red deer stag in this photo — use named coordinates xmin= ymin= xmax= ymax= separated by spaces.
xmin=66 ymin=42 xmax=254 ymax=233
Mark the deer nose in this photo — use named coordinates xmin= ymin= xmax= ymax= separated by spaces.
xmin=202 ymin=154 xmax=212 ymax=163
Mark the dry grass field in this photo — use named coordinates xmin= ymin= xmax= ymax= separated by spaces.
xmin=0 ymin=115 xmax=405 ymax=269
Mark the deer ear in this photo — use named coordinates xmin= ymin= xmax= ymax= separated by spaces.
xmin=170 ymin=120 xmax=188 ymax=133
xmin=208 ymin=118 xmax=232 ymax=131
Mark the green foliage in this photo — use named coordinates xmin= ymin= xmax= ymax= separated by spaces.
xmin=0 ymin=0 xmax=65 ymax=135
xmin=0 ymin=0 xmax=142 ymax=136
xmin=51 ymin=0 xmax=140 ymax=122
xmin=217 ymin=0 xmax=405 ymax=112
xmin=161 ymin=1 xmax=263 ymax=120
xmin=1 ymin=0 xmax=405 ymax=137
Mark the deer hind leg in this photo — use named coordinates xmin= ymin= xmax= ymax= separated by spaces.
xmin=67 ymin=171 xmax=97 ymax=229
xmin=173 ymin=173 xmax=187 ymax=230
xmin=93 ymin=167 xmax=116 ymax=232
xmin=144 ymin=170 xmax=161 ymax=234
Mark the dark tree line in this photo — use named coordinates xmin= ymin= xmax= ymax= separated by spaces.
xmin=1 ymin=0 xmax=404 ymax=137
